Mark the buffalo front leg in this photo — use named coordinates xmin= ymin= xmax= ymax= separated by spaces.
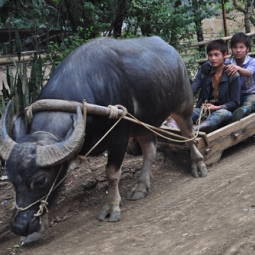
xmin=187 ymin=139 xmax=207 ymax=177
xmin=97 ymin=164 xmax=122 ymax=222
xmin=172 ymin=113 xmax=207 ymax=177
xmin=126 ymin=133 xmax=157 ymax=200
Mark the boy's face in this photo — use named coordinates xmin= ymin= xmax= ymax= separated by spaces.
xmin=232 ymin=42 xmax=249 ymax=60
xmin=207 ymin=49 xmax=226 ymax=67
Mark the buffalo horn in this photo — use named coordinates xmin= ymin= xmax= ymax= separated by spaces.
xmin=0 ymin=100 xmax=17 ymax=161
xmin=36 ymin=107 xmax=85 ymax=167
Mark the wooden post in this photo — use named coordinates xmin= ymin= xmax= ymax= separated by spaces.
xmin=222 ymin=2 xmax=229 ymax=54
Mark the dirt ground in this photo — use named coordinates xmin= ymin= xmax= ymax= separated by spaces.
xmin=1 ymin=136 xmax=255 ymax=255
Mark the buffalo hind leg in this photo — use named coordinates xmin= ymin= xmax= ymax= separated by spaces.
xmin=171 ymin=113 xmax=207 ymax=177
xmin=126 ymin=133 xmax=157 ymax=200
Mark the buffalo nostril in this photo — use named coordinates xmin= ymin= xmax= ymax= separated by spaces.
xmin=10 ymin=215 xmax=40 ymax=236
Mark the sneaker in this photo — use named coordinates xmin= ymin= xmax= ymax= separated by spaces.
xmin=232 ymin=107 xmax=248 ymax=121
xmin=193 ymin=121 xmax=212 ymax=133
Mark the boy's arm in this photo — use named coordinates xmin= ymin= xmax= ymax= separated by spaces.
xmin=225 ymin=59 xmax=255 ymax=77
xmin=226 ymin=64 xmax=252 ymax=77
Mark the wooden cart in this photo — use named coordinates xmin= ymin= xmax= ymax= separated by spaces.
xmin=160 ymin=113 xmax=255 ymax=166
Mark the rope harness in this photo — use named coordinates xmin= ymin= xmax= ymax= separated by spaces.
xmin=195 ymin=101 xmax=211 ymax=128
xmin=15 ymin=101 xmax=206 ymax=221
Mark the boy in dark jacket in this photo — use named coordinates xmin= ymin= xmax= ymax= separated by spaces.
xmin=192 ymin=39 xmax=240 ymax=132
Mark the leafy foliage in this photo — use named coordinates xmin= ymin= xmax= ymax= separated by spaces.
xmin=123 ymin=0 xmax=195 ymax=49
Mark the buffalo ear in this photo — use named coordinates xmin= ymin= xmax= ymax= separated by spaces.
xmin=12 ymin=112 xmax=28 ymax=141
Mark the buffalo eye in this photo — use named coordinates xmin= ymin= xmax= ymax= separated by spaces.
xmin=31 ymin=175 xmax=47 ymax=189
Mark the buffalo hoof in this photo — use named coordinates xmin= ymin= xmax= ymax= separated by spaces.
xmin=97 ymin=209 xmax=110 ymax=221
xmin=108 ymin=212 xmax=121 ymax=222
xmin=97 ymin=207 xmax=121 ymax=222
xmin=191 ymin=160 xmax=207 ymax=178
xmin=126 ymin=182 xmax=148 ymax=200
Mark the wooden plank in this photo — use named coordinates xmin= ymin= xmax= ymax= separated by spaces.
xmin=196 ymin=113 xmax=255 ymax=165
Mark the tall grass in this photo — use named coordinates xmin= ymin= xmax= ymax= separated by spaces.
xmin=1 ymin=30 xmax=50 ymax=117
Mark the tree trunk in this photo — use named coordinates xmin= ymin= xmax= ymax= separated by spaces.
xmin=192 ymin=0 xmax=205 ymax=53
xmin=140 ymin=14 xmax=151 ymax=36
xmin=233 ymin=0 xmax=252 ymax=33
xmin=113 ymin=0 xmax=126 ymax=37
xmin=244 ymin=0 xmax=252 ymax=33
xmin=63 ymin=0 xmax=77 ymax=32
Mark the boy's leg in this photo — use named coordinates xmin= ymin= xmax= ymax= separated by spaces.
xmin=208 ymin=109 xmax=232 ymax=129
xmin=241 ymin=94 xmax=255 ymax=115
xmin=195 ymin=109 xmax=232 ymax=132
xmin=232 ymin=94 xmax=255 ymax=121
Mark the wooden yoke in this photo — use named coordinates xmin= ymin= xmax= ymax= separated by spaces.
xmin=26 ymin=99 xmax=124 ymax=118
xmin=26 ymin=99 xmax=203 ymax=144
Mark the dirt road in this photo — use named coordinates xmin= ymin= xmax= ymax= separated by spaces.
xmin=1 ymin=137 xmax=255 ymax=255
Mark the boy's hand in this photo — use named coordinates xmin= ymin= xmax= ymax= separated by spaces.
xmin=202 ymin=103 xmax=221 ymax=111
xmin=225 ymin=64 xmax=239 ymax=75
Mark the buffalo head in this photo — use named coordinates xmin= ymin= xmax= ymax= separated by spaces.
xmin=0 ymin=101 xmax=85 ymax=240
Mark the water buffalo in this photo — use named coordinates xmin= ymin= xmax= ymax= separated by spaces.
xmin=0 ymin=36 xmax=207 ymax=241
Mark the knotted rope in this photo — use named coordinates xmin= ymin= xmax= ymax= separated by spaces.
xmin=33 ymin=200 xmax=49 ymax=217
xmin=109 ymin=105 xmax=122 ymax=119
xmin=195 ymin=101 xmax=211 ymax=128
